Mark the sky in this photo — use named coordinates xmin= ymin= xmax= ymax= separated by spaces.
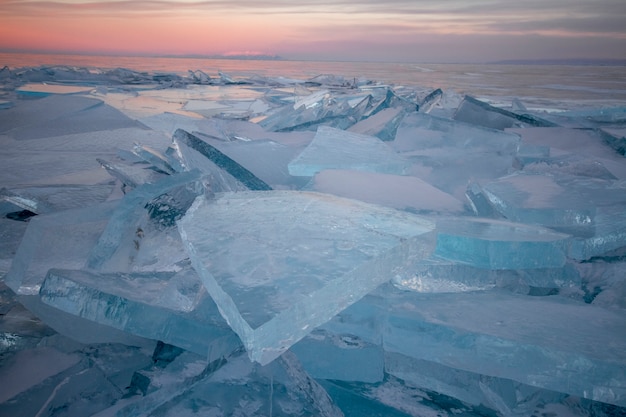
xmin=1 ymin=0 xmax=625 ymax=63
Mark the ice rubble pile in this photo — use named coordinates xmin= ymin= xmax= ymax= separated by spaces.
xmin=1 ymin=66 xmax=626 ymax=416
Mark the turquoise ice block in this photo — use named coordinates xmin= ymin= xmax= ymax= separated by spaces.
xmin=434 ymin=216 xmax=570 ymax=269
xmin=39 ymin=268 xmax=241 ymax=359
xmin=383 ymin=288 xmax=626 ymax=407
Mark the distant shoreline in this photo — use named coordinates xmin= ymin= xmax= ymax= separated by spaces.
xmin=1 ymin=50 xmax=625 ymax=66
xmin=488 ymin=58 xmax=626 ymax=66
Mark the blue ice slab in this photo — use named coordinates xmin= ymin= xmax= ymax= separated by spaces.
xmin=105 ymin=351 xmax=344 ymax=417
xmin=5 ymin=201 xmax=117 ymax=295
xmin=393 ymin=255 xmax=580 ymax=293
xmin=131 ymin=143 xmax=176 ymax=174
xmin=97 ymin=158 xmax=165 ymax=189
xmin=288 ymin=126 xmax=411 ymax=177
xmin=479 ymin=173 xmax=626 ymax=243
xmin=391 ymin=112 xmax=521 ymax=200
xmin=418 ymin=88 xmax=443 ymax=113
xmin=172 ymin=129 xmax=272 ymax=191
xmin=178 ymin=190 xmax=435 ymax=365
xmin=433 ymin=216 xmax=570 ymax=269
xmin=507 ymin=127 xmax=626 ymax=179
xmin=363 ymin=87 xmax=417 ymax=118
xmin=519 ymin=154 xmax=619 ymax=180
xmin=291 ymin=291 xmax=386 ymax=383
xmin=382 ymin=288 xmax=626 ymax=407
xmin=39 ymin=268 xmax=240 ymax=358
xmin=290 ymin=329 xmax=384 ymax=383
xmin=305 ymin=169 xmax=466 ymax=215
xmin=568 ymin=206 xmax=626 ymax=260
xmin=259 ymin=89 xmax=366 ymax=132
xmin=194 ymin=136 xmax=309 ymax=189
xmin=348 ymin=106 xmax=406 ymax=141
xmin=86 ymin=170 xmax=201 ymax=271
xmin=453 ymin=95 xmax=556 ymax=130
xmin=384 ymin=352 xmax=575 ymax=414
xmin=393 ymin=112 xmax=521 ymax=154
xmin=598 ymin=127 xmax=626 ymax=156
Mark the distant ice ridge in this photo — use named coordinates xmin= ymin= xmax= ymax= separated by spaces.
xmin=1 ymin=65 xmax=626 ymax=416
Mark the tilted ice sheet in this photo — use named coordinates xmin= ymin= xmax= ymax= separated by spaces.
xmin=391 ymin=112 xmax=521 ymax=199
xmin=507 ymin=126 xmax=626 ymax=179
xmin=305 ymin=169 xmax=465 ymax=214
xmin=178 ymin=190 xmax=435 ymax=365
xmin=171 ymin=129 xmax=272 ymax=191
xmin=288 ymin=125 xmax=411 ymax=177
xmin=382 ymin=288 xmax=626 ymax=407
xmin=479 ymin=173 xmax=626 ymax=250
xmin=39 ymin=268 xmax=240 ymax=359
xmin=5 ymin=201 xmax=117 ymax=295
xmin=393 ymin=112 xmax=521 ymax=154
xmin=453 ymin=95 xmax=556 ymax=130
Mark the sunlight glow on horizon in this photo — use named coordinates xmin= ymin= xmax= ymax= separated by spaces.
xmin=1 ymin=0 xmax=625 ymax=62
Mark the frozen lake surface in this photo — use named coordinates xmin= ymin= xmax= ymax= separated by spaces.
xmin=0 ymin=56 xmax=625 ymax=416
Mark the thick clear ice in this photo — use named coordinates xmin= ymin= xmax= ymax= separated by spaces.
xmin=382 ymin=287 xmax=626 ymax=406
xmin=288 ymin=125 xmax=411 ymax=177
xmin=178 ymin=190 xmax=435 ymax=364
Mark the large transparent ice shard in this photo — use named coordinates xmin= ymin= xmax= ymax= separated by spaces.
xmin=393 ymin=112 xmax=520 ymax=154
xmin=192 ymin=136 xmax=309 ymax=189
xmin=172 ymin=129 xmax=272 ymax=191
xmin=382 ymin=288 xmax=626 ymax=407
xmin=288 ymin=126 xmax=410 ymax=177
xmin=568 ymin=205 xmax=626 ymax=260
xmin=0 ymin=343 xmax=152 ymax=417
xmin=508 ymin=126 xmax=626 ymax=180
xmin=480 ymin=173 xmax=626 ymax=248
xmin=364 ymin=87 xmax=417 ymax=118
xmin=259 ymin=91 xmax=369 ymax=132
xmin=453 ymin=95 xmax=556 ymax=130
xmin=131 ymin=143 xmax=177 ymax=174
xmin=103 ymin=350 xmax=344 ymax=417
xmin=391 ymin=112 xmax=520 ymax=199
xmin=178 ymin=190 xmax=435 ymax=365
xmin=305 ymin=169 xmax=465 ymax=215
xmin=39 ymin=268 xmax=241 ymax=357
xmin=384 ymin=352 xmax=579 ymax=415
xmin=5 ymin=201 xmax=117 ymax=295
xmin=433 ymin=216 xmax=570 ymax=269
xmin=418 ymin=88 xmax=443 ymax=113
xmin=348 ymin=107 xmax=406 ymax=141
xmin=86 ymin=170 xmax=201 ymax=270
xmin=97 ymin=158 xmax=164 ymax=189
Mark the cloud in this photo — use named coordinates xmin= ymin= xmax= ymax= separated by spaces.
xmin=1 ymin=0 xmax=624 ymax=61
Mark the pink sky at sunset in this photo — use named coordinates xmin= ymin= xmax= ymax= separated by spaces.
xmin=1 ymin=0 xmax=625 ymax=62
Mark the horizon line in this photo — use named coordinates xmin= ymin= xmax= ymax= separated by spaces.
xmin=1 ymin=49 xmax=626 ymax=67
